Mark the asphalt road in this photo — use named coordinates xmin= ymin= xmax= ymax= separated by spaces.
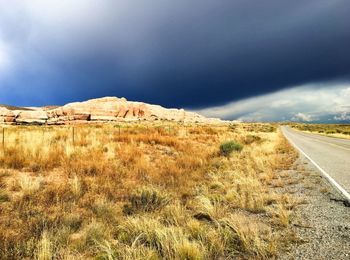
xmin=281 ymin=126 xmax=350 ymax=198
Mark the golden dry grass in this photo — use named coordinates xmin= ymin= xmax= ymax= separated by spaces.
xmin=0 ymin=122 xmax=298 ymax=259
xmin=291 ymin=123 xmax=350 ymax=139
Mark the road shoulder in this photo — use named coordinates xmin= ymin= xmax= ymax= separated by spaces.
xmin=277 ymin=156 xmax=350 ymax=259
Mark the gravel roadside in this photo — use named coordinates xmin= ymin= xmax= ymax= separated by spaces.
xmin=277 ymin=156 xmax=350 ymax=260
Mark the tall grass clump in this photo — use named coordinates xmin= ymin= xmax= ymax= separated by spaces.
xmin=123 ymin=186 xmax=170 ymax=215
xmin=36 ymin=231 xmax=53 ymax=260
xmin=117 ymin=216 xmax=205 ymax=259
xmin=70 ymin=175 xmax=81 ymax=197
xmin=19 ymin=175 xmax=42 ymax=195
xmin=85 ymin=221 xmax=110 ymax=246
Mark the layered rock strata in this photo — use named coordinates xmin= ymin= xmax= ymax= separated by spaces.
xmin=0 ymin=97 xmax=221 ymax=125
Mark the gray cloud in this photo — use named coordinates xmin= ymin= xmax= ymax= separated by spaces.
xmin=196 ymin=83 xmax=350 ymax=122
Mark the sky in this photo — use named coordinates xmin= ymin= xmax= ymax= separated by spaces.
xmin=0 ymin=0 xmax=349 ymax=122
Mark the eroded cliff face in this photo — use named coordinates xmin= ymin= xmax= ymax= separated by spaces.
xmin=0 ymin=97 xmax=221 ymax=125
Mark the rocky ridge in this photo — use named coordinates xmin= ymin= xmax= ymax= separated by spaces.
xmin=0 ymin=97 xmax=221 ymax=125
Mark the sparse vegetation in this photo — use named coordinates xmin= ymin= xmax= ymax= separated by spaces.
xmin=0 ymin=122 xmax=298 ymax=259
xmin=219 ymin=140 xmax=243 ymax=156
xmin=291 ymin=123 xmax=350 ymax=139
xmin=123 ymin=186 xmax=170 ymax=215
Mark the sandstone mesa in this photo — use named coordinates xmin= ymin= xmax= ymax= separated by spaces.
xmin=0 ymin=97 xmax=222 ymax=125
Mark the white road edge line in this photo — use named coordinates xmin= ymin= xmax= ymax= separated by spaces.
xmin=282 ymin=127 xmax=350 ymax=204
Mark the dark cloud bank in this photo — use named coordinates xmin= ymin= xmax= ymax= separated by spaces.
xmin=0 ymin=0 xmax=349 ymax=114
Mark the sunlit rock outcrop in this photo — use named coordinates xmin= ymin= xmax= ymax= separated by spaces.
xmin=1 ymin=97 xmax=222 ymax=125
xmin=0 ymin=107 xmax=15 ymax=123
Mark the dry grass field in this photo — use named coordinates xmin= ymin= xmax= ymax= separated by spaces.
xmin=291 ymin=123 xmax=350 ymax=139
xmin=0 ymin=123 xmax=298 ymax=259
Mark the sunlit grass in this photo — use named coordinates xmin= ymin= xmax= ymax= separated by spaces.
xmin=0 ymin=122 xmax=298 ymax=259
xmin=291 ymin=123 xmax=350 ymax=139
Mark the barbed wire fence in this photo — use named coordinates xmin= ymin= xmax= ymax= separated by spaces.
xmin=0 ymin=123 xmax=235 ymax=156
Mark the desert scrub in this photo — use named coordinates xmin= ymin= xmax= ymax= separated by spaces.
xmin=243 ymin=134 xmax=262 ymax=145
xmin=291 ymin=123 xmax=350 ymax=139
xmin=117 ymin=216 xmax=205 ymax=259
xmin=220 ymin=141 xmax=243 ymax=156
xmin=123 ymin=186 xmax=170 ymax=214
xmin=0 ymin=191 xmax=10 ymax=203
xmin=0 ymin=123 xmax=298 ymax=259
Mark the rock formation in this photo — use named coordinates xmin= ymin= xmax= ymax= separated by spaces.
xmin=0 ymin=107 xmax=15 ymax=123
xmin=16 ymin=110 xmax=49 ymax=124
xmin=0 ymin=97 xmax=222 ymax=125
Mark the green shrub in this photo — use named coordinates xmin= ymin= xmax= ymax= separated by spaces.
xmin=220 ymin=141 xmax=243 ymax=156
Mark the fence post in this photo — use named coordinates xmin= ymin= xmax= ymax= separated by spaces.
xmin=2 ymin=128 xmax=4 ymax=149
xmin=72 ymin=127 xmax=75 ymax=145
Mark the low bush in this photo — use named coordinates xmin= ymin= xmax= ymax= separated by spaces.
xmin=0 ymin=191 xmax=10 ymax=203
xmin=243 ymin=135 xmax=262 ymax=145
xmin=220 ymin=141 xmax=243 ymax=156
xmin=123 ymin=186 xmax=170 ymax=215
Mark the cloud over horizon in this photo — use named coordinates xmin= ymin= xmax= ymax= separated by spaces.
xmin=0 ymin=0 xmax=349 ymax=121
xmin=197 ymin=83 xmax=350 ymax=123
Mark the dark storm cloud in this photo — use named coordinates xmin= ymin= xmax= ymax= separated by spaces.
xmin=0 ymin=0 xmax=349 ymax=109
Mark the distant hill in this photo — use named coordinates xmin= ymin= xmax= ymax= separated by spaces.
xmin=0 ymin=104 xmax=33 ymax=111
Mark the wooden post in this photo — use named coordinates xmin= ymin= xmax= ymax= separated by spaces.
xmin=2 ymin=128 xmax=4 ymax=148
xmin=72 ymin=127 xmax=75 ymax=145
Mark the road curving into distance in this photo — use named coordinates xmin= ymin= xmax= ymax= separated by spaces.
xmin=281 ymin=126 xmax=350 ymax=203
